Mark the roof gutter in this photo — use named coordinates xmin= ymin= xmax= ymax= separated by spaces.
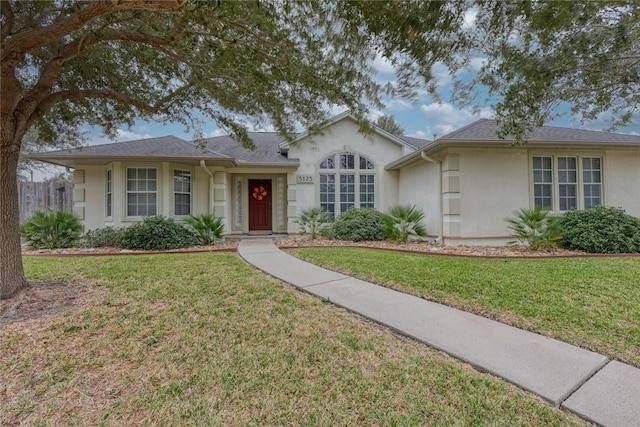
xmin=421 ymin=152 xmax=443 ymax=243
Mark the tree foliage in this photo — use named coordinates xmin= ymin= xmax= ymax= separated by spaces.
xmin=375 ymin=114 xmax=405 ymax=136
xmin=0 ymin=0 xmax=468 ymax=298
xmin=463 ymin=1 xmax=640 ymax=140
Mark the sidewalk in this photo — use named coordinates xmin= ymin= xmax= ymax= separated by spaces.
xmin=238 ymin=239 xmax=640 ymax=427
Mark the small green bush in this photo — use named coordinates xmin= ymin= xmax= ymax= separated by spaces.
xmin=383 ymin=205 xmax=427 ymax=243
xmin=325 ymin=207 xmax=385 ymax=242
xmin=119 ymin=216 xmax=198 ymax=250
xmin=296 ymin=207 xmax=333 ymax=239
xmin=184 ymin=213 xmax=224 ymax=245
xmin=81 ymin=227 xmax=125 ymax=248
xmin=558 ymin=206 xmax=640 ymax=253
xmin=20 ymin=209 xmax=82 ymax=249
xmin=506 ymin=207 xmax=561 ymax=250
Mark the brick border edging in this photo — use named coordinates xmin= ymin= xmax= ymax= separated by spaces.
xmin=279 ymin=245 xmax=640 ymax=259
xmin=21 ymin=244 xmax=640 ymax=259
xmin=22 ymin=248 xmax=238 ymax=257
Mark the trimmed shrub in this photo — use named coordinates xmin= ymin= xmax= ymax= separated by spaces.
xmin=20 ymin=209 xmax=82 ymax=249
xmin=558 ymin=206 xmax=640 ymax=253
xmin=184 ymin=213 xmax=224 ymax=245
xmin=81 ymin=227 xmax=125 ymax=248
xmin=296 ymin=207 xmax=333 ymax=239
xmin=325 ymin=207 xmax=385 ymax=242
xmin=383 ymin=205 xmax=427 ymax=243
xmin=506 ymin=207 xmax=561 ymax=250
xmin=119 ymin=216 xmax=198 ymax=250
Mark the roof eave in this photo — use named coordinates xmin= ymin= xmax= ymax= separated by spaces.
xmin=386 ymin=138 xmax=640 ymax=171
xmin=28 ymin=154 xmax=238 ymax=168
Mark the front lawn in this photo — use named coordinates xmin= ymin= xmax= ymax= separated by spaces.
xmin=0 ymin=253 xmax=587 ymax=425
xmin=288 ymin=248 xmax=640 ymax=367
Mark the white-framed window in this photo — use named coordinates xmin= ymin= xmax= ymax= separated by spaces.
xmin=531 ymin=155 xmax=602 ymax=211
xmin=582 ymin=157 xmax=602 ymax=209
xmin=106 ymin=168 xmax=112 ymax=217
xmin=319 ymin=153 xmax=375 ymax=217
xmin=173 ymin=169 xmax=191 ymax=216
xmin=126 ymin=167 xmax=157 ymax=217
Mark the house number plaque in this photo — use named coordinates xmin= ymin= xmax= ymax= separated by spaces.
xmin=296 ymin=174 xmax=314 ymax=184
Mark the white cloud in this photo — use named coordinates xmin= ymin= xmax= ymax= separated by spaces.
xmin=418 ymin=102 xmax=494 ymax=139
xmin=366 ymin=109 xmax=385 ymax=122
xmin=206 ymin=128 xmax=226 ymax=138
xmin=463 ymin=8 xmax=478 ymax=29
xmin=87 ymin=128 xmax=154 ymax=145
xmin=385 ymin=99 xmax=413 ymax=111
xmin=372 ymin=54 xmax=396 ymax=75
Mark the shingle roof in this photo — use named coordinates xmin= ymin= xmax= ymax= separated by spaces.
xmin=441 ymin=119 xmax=640 ymax=143
xmin=203 ymin=133 xmax=298 ymax=164
xmin=35 ymin=135 xmax=226 ymax=159
xmin=398 ymin=135 xmax=433 ymax=149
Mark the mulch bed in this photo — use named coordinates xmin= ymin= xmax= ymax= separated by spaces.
xmin=21 ymin=236 xmax=591 ymax=258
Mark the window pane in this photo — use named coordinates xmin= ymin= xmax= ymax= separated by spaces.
xmin=558 ymin=157 xmax=577 ymax=211
xmin=126 ymin=168 xmax=157 ymax=217
xmin=359 ymin=156 xmax=374 ymax=170
xmin=359 ymin=174 xmax=375 ymax=208
xmin=582 ymin=157 xmax=602 ymax=208
xmin=320 ymin=155 xmax=335 ymax=169
xmin=340 ymin=154 xmax=354 ymax=169
xmin=532 ymin=157 xmax=553 ymax=209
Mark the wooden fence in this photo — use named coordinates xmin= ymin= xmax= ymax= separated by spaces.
xmin=18 ymin=182 xmax=74 ymax=223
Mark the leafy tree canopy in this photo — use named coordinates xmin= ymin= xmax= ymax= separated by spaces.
xmin=462 ymin=0 xmax=640 ymax=140
xmin=1 ymin=0 xmax=468 ymax=298
xmin=375 ymin=114 xmax=405 ymax=136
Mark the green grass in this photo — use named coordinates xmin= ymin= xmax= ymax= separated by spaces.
xmin=0 ymin=253 xmax=588 ymax=426
xmin=288 ymin=248 xmax=640 ymax=367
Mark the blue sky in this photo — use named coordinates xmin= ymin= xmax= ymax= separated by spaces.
xmin=79 ymin=8 xmax=640 ymax=148
xmin=81 ymin=50 xmax=640 ymax=147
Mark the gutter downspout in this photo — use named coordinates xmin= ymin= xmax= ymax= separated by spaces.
xmin=200 ymin=160 xmax=214 ymax=214
xmin=421 ymin=152 xmax=443 ymax=243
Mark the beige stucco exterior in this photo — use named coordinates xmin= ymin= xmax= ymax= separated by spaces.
xmin=285 ymin=117 xmax=412 ymax=232
xmin=59 ymin=115 xmax=640 ymax=246
xmin=396 ymin=145 xmax=640 ymax=246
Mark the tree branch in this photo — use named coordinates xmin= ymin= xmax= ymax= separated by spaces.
xmin=27 ymin=86 xmax=193 ymax=129
xmin=1 ymin=0 xmax=14 ymax=41
xmin=14 ymin=27 xmax=178 ymax=137
xmin=1 ymin=0 xmax=185 ymax=62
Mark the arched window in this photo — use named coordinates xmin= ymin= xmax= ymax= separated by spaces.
xmin=319 ymin=153 xmax=375 ymax=217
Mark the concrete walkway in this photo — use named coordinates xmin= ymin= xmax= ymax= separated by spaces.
xmin=238 ymin=239 xmax=640 ymax=427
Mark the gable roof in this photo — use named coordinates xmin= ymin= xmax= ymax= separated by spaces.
xmin=441 ymin=119 xmax=640 ymax=143
xmin=28 ymin=133 xmax=300 ymax=168
xmin=279 ymin=111 xmax=419 ymax=152
xmin=386 ymin=119 xmax=640 ymax=170
xmin=203 ymin=132 xmax=298 ymax=165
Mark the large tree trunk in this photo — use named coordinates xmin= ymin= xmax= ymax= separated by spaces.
xmin=0 ymin=127 xmax=28 ymax=299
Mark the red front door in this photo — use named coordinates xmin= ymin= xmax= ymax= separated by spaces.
xmin=248 ymin=179 xmax=272 ymax=231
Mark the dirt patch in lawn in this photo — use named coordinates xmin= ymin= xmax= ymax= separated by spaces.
xmin=0 ymin=280 xmax=105 ymax=325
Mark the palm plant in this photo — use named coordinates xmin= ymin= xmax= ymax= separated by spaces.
xmin=184 ymin=213 xmax=224 ymax=245
xmin=507 ymin=207 xmax=561 ymax=250
xmin=382 ymin=205 xmax=427 ymax=243
xmin=296 ymin=207 xmax=333 ymax=239
xmin=20 ymin=209 xmax=82 ymax=249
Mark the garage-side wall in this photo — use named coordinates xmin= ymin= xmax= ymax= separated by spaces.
xmin=397 ymin=159 xmax=440 ymax=239
xmin=73 ymin=166 xmax=106 ymax=232
xmin=604 ymin=149 xmax=640 ymax=218
xmin=457 ymin=148 xmax=530 ymax=244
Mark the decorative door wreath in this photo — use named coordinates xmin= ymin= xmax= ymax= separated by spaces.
xmin=252 ymin=186 xmax=268 ymax=201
